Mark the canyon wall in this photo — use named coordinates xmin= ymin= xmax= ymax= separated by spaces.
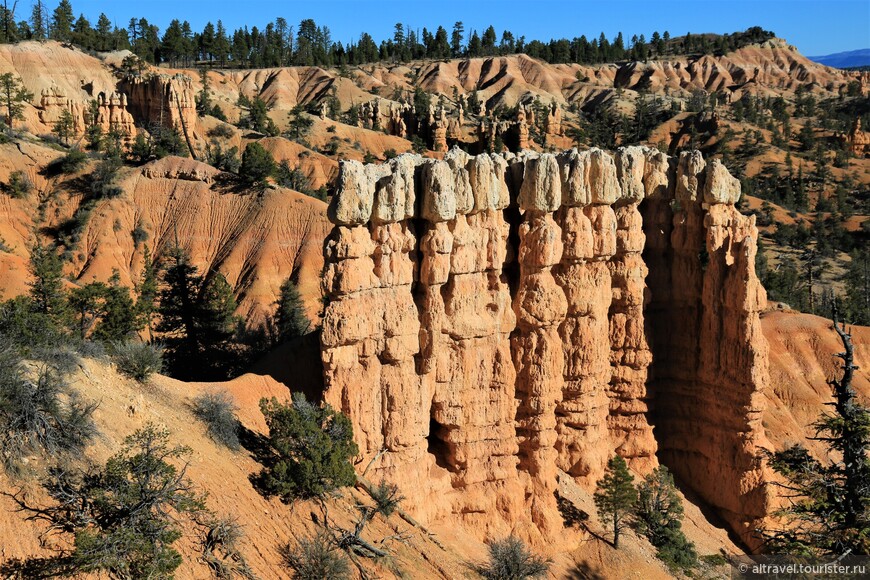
xmin=320 ymin=146 xmax=773 ymax=547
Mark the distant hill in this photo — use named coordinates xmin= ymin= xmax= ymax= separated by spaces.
xmin=809 ymin=48 xmax=870 ymax=68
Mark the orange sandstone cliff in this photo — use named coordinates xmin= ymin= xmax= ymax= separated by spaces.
xmin=319 ymin=146 xmax=773 ymax=548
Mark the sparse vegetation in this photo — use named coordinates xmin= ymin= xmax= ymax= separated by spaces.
xmin=283 ymin=531 xmax=351 ymax=580
xmin=476 ymin=536 xmax=551 ymax=580
xmin=0 ymin=346 xmax=96 ymax=473
xmin=193 ymin=390 xmax=240 ymax=450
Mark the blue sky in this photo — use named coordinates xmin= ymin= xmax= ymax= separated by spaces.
xmin=65 ymin=0 xmax=869 ymax=56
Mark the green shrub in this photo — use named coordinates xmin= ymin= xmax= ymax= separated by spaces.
xmin=477 ymin=536 xmax=551 ymax=580
xmin=90 ymin=158 xmax=123 ymax=199
xmin=411 ymin=135 xmax=427 ymax=153
xmin=132 ymin=224 xmax=149 ymax=246
xmin=4 ymin=170 xmax=32 ymax=198
xmin=193 ymin=390 xmax=240 ymax=450
xmin=110 ymin=340 xmax=163 ymax=382
xmin=369 ymin=479 xmax=404 ymax=517
xmin=48 ymin=147 xmax=88 ymax=174
xmin=16 ymin=425 xmax=205 ymax=578
xmin=259 ymin=393 xmax=358 ymax=499
xmin=205 ymin=141 xmax=241 ymax=173
xmin=209 ymin=104 xmax=228 ymax=122
xmin=207 ymin=123 xmax=235 ymax=139
xmin=0 ymin=297 xmax=69 ymax=356
xmin=634 ymin=466 xmax=698 ymax=571
xmin=274 ymin=160 xmax=310 ymax=192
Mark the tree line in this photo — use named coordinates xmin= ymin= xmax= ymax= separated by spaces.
xmin=0 ymin=1 xmax=774 ymax=68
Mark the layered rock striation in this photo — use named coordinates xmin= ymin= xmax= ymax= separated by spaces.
xmin=320 ymin=146 xmax=772 ymax=546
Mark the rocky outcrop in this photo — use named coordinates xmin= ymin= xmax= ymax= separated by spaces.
xmin=545 ymin=102 xmax=563 ymax=138
xmin=37 ymin=87 xmax=135 ymax=138
xmin=841 ymin=118 xmax=869 ymax=157
xmin=120 ymin=73 xmax=198 ymax=137
xmin=320 ymin=146 xmax=771 ymax=545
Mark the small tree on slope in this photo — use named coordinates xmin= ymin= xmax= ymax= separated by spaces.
xmin=763 ymin=306 xmax=870 ymax=556
xmin=594 ymin=455 xmax=637 ymax=549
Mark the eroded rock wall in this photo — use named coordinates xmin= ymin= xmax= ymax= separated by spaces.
xmin=644 ymin=152 xmax=772 ymax=549
xmin=320 ymin=146 xmax=771 ymax=546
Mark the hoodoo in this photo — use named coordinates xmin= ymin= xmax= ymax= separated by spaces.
xmin=320 ymin=146 xmax=772 ymax=547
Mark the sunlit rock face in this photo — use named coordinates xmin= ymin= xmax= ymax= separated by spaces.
xmin=321 ymin=146 xmax=771 ymax=548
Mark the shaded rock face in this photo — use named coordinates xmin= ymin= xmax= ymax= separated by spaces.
xmin=321 ymin=146 xmax=771 ymax=546
xmin=642 ymin=151 xmax=772 ymax=549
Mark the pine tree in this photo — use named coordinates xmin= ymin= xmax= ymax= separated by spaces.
xmin=71 ymin=14 xmax=93 ymax=48
xmin=237 ymin=93 xmax=278 ymax=135
xmin=30 ymin=0 xmax=47 ymax=40
xmin=286 ymin=104 xmax=313 ymax=141
xmin=84 ymin=99 xmax=102 ymax=150
xmin=239 ymin=142 xmax=276 ymax=187
xmin=28 ymin=242 xmax=69 ymax=324
xmin=467 ymin=30 xmax=482 ymax=57
xmin=481 ymin=26 xmax=497 ymax=56
xmin=196 ymin=67 xmax=211 ymax=116
xmin=0 ymin=72 xmax=34 ymax=134
xmin=200 ymin=21 xmax=216 ymax=63
xmin=53 ymin=108 xmax=75 ymax=146
xmin=161 ymin=19 xmax=185 ymax=67
xmin=197 ymin=272 xmax=238 ymax=347
xmin=843 ymin=249 xmax=869 ymax=325
xmin=214 ymin=20 xmax=230 ymax=67
xmin=93 ymin=275 xmax=138 ymax=342
xmin=274 ymin=278 xmax=310 ymax=343
xmin=157 ymin=247 xmax=241 ymax=379
xmin=95 ymin=13 xmax=111 ymax=51
xmin=136 ymin=246 xmax=159 ymax=340
xmin=50 ymin=0 xmax=74 ymax=42
xmin=451 ymin=21 xmax=464 ymax=57
xmin=68 ymin=281 xmax=108 ymax=340
xmin=157 ymin=247 xmax=202 ymax=373
xmin=594 ymin=455 xmax=637 ymax=549
xmin=764 ymin=307 xmax=870 ymax=556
